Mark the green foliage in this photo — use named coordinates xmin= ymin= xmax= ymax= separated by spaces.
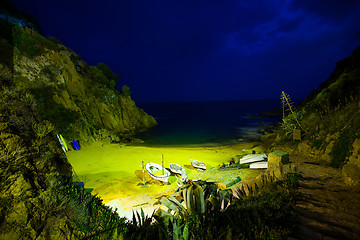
xmin=97 ymin=62 xmax=119 ymax=83
xmin=29 ymin=86 xmax=80 ymax=137
xmin=48 ymin=36 xmax=63 ymax=45
xmin=47 ymin=177 xmax=128 ymax=239
xmin=89 ymin=65 xmax=116 ymax=89
xmin=276 ymin=171 xmax=302 ymax=190
xmin=311 ymin=139 xmax=323 ymax=150
xmin=122 ymin=85 xmax=130 ymax=97
xmin=40 ymin=66 xmax=56 ymax=82
xmin=32 ymin=120 xmax=54 ymax=152
xmin=281 ymin=111 xmax=303 ymax=135
xmin=88 ymin=63 xmax=119 ymax=90
xmin=0 ymin=20 xmax=14 ymax=68
xmin=330 ymin=128 xmax=352 ymax=168
xmin=12 ymin=25 xmax=57 ymax=59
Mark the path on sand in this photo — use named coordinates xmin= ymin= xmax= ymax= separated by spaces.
xmin=289 ymin=154 xmax=360 ymax=240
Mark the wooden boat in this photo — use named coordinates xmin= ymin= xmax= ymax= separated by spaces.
xmin=191 ymin=159 xmax=206 ymax=171
xmin=249 ymin=161 xmax=268 ymax=169
xmin=169 ymin=163 xmax=184 ymax=174
xmin=57 ymin=134 xmax=68 ymax=152
xmin=145 ymin=162 xmax=170 ymax=184
xmin=239 ymin=154 xmax=267 ymax=164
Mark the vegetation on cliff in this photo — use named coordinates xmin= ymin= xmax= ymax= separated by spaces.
xmin=269 ymin=46 xmax=360 ymax=177
xmin=0 ymin=18 xmax=157 ymax=146
xmin=0 ymin=4 xmax=157 ymax=238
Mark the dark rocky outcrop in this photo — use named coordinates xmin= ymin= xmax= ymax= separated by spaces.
xmin=0 ymin=2 xmax=156 ymax=238
xmin=0 ymin=13 xmax=156 ymax=145
xmin=268 ymin=45 xmax=360 ymax=177
xmin=0 ymin=0 xmax=44 ymax=34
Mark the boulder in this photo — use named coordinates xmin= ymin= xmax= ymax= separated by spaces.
xmin=268 ymin=150 xmax=289 ymax=168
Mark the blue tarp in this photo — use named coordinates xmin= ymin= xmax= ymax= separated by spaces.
xmin=72 ymin=140 xmax=80 ymax=150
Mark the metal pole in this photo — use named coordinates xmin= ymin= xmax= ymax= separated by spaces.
xmin=141 ymin=161 xmax=148 ymax=188
xmin=162 ymin=154 xmax=164 ymax=175
xmin=142 ymin=161 xmax=145 ymax=185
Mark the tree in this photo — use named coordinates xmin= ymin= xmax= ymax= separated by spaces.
xmin=121 ymin=85 xmax=130 ymax=97
xmin=96 ymin=62 xmax=119 ymax=83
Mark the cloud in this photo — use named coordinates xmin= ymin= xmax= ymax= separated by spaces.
xmin=9 ymin=0 xmax=360 ymax=102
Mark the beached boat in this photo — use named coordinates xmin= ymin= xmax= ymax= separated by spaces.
xmin=169 ymin=163 xmax=184 ymax=174
xmin=191 ymin=159 xmax=206 ymax=171
xmin=249 ymin=161 xmax=268 ymax=169
xmin=145 ymin=162 xmax=171 ymax=184
xmin=239 ymin=154 xmax=267 ymax=164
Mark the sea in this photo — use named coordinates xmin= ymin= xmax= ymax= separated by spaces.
xmin=133 ymin=100 xmax=283 ymax=147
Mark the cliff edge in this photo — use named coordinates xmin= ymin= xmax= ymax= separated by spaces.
xmin=0 ymin=17 xmax=157 ymax=146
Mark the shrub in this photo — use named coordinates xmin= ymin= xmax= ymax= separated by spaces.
xmin=122 ymin=85 xmax=130 ymax=97
xmin=97 ymin=62 xmax=119 ymax=83
xmin=330 ymin=128 xmax=352 ymax=168
xmin=311 ymin=139 xmax=323 ymax=150
xmin=12 ymin=25 xmax=57 ymax=59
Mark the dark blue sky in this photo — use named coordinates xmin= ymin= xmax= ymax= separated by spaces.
xmin=9 ymin=0 xmax=360 ymax=103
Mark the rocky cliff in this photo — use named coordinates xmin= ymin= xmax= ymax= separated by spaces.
xmin=0 ymin=17 xmax=156 ymax=146
xmin=268 ymin=45 xmax=360 ymax=186
xmin=0 ymin=3 xmax=156 ymax=238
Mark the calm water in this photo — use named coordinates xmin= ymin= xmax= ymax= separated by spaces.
xmin=134 ymin=100 xmax=281 ymax=146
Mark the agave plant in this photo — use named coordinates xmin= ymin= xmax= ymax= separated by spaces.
xmin=158 ymin=180 xmax=206 ymax=216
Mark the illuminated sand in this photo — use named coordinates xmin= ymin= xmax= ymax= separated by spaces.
xmin=66 ymin=141 xmax=264 ymax=219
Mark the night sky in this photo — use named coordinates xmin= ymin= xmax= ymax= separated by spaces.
xmin=8 ymin=0 xmax=360 ymax=103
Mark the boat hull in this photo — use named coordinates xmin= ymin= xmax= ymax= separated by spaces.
xmin=239 ymin=154 xmax=267 ymax=164
xmin=145 ymin=162 xmax=170 ymax=184
xmin=249 ymin=161 xmax=268 ymax=169
xmin=169 ymin=163 xmax=184 ymax=174
xmin=191 ymin=160 xmax=206 ymax=171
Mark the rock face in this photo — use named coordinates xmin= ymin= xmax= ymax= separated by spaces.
xmin=0 ymin=0 xmax=44 ymax=34
xmin=0 ymin=89 xmax=74 ymax=239
xmin=0 ymin=4 xmax=156 ymax=238
xmin=270 ymin=45 xmax=360 ymax=177
xmin=0 ymin=17 xmax=157 ymax=144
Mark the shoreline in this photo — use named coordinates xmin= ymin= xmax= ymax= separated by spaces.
xmin=66 ymin=141 xmax=266 ymax=219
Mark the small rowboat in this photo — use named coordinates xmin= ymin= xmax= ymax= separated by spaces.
xmin=57 ymin=134 xmax=68 ymax=152
xmin=145 ymin=162 xmax=171 ymax=184
xmin=239 ymin=154 xmax=267 ymax=164
xmin=169 ymin=163 xmax=184 ymax=174
xmin=191 ymin=159 xmax=206 ymax=171
xmin=249 ymin=161 xmax=268 ymax=169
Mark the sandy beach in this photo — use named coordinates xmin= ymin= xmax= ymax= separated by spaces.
xmin=66 ymin=141 xmax=265 ymax=218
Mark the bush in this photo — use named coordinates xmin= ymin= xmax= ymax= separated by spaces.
xmin=29 ymin=86 xmax=80 ymax=137
xmin=97 ymin=62 xmax=119 ymax=83
xmin=12 ymin=25 xmax=57 ymax=58
xmin=311 ymin=139 xmax=323 ymax=150
xmin=330 ymin=128 xmax=352 ymax=168
xmin=122 ymin=85 xmax=130 ymax=97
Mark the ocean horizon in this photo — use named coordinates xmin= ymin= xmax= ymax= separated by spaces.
xmin=134 ymin=99 xmax=289 ymax=147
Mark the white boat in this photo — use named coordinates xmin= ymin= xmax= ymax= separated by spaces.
xmin=145 ymin=162 xmax=171 ymax=184
xmin=249 ymin=161 xmax=268 ymax=169
xmin=191 ymin=159 xmax=206 ymax=171
xmin=169 ymin=163 xmax=184 ymax=174
xmin=239 ymin=154 xmax=267 ymax=164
